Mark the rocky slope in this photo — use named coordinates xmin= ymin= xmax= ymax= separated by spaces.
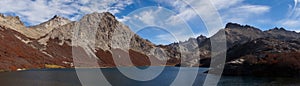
xmin=0 ymin=25 xmax=72 ymax=71
xmin=192 ymin=23 xmax=300 ymax=76
xmin=223 ymin=38 xmax=300 ymax=76
xmin=28 ymin=15 xmax=72 ymax=39
xmin=178 ymin=23 xmax=300 ymax=67
xmin=0 ymin=12 xmax=181 ymax=71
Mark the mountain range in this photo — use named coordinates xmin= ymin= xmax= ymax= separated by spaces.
xmin=0 ymin=12 xmax=300 ymax=76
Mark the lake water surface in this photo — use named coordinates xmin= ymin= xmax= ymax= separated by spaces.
xmin=0 ymin=67 xmax=299 ymax=86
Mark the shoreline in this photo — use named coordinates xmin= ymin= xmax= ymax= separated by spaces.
xmin=0 ymin=65 xmax=185 ymax=73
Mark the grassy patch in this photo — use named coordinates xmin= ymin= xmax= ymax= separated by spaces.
xmin=45 ymin=64 xmax=65 ymax=68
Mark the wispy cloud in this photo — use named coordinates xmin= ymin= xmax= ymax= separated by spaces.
xmin=211 ymin=0 xmax=271 ymax=24
xmin=155 ymin=0 xmax=271 ymax=35
xmin=211 ymin=0 xmax=243 ymax=10
xmin=123 ymin=6 xmax=196 ymax=43
xmin=280 ymin=0 xmax=300 ymax=31
xmin=0 ymin=0 xmax=133 ymax=25
xmin=281 ymin=20 xmax=300 ymax=27
xmin=120 ymin=0 xmax=228 ymax=44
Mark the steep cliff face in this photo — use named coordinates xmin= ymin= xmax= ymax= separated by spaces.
xmin=224 ymin=23 xmax=267 ymax=47
xmin=0 ymin=12 xmax=181 ymax=71
xmin=36 ymin=12 xmax=178 ymax=66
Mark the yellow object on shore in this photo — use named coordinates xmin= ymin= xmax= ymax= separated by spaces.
xmin=45 ymin=64 xmax=65 ymax=68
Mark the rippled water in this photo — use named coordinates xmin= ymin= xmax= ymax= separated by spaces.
xmin=0 ymin=67 xmax=299 ymax=86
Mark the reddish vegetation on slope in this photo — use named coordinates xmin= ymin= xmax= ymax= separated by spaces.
xmin=0 ymin=24 xmax=179 ymax=70
xmin=0 ymin=26 xmax=45 ymax=71
xmin=94 ymin=48 xmax=179 ymax=67
xmin=244 ymin=52 xmax=300 ymax=70
xmin=72 ymin=47 xmax=180 ymax=68
xmin=223 ymin=52 xmax=300 ymax=76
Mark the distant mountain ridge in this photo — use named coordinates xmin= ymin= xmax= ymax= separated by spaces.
xmin=197 ymin=23 xmax=300 ymax=76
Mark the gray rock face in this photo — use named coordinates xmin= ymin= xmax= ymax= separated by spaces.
xmin=0 ymin=14 xmax=72 ymax=39
xmin=36 ymin=12 xmax=177 ymax=65
xmin=265 ymin=27 xmax=300 ymax=40
xmin=0 ymin=14 xmax=33 ymax=38
xmin=29 ymin=15 xmax=72 ymax=39
xmin=224 ymin=23 xmax=267 ymax=48
xmin=224 ymin=23 xmax=300 ymax=47
xmin=165 ymin=35 xmax=209 ymax=66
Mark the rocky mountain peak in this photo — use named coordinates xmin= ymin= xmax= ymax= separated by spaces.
xmin=0 ymin=14 xmax=24 ymax=26
xmin=81 ymin=12 xmax=119 ymax=27
xmin=225 ymin=22 xmax=259 ymax=30
xmin=28 ymin=15 xmax=71 ymax=39
xmin=102 ymin=12 xmax=116 ymax=18
xmin=265 ymin=27 xmax=300 ymax=40
xmin=0 ymin=14 xmax=42 ymax=39
xmin=225 ymin=22 xmax=241 ymax=28
xmin=51 ymin=15 xmax=61 ymax=19
xmin=223 ymin=23 xmax=265 ymax=47
xmin=269 ymin=27 xmax=286 ymax=31
xmin=197 ymin=35 xmax=207 ymax=40
xmin=48 ymin=15 xmax=71 ymax=24
xmin=82 ymin=12 xmax=116 ymax=21
xmin=41 ymin=15 xmax=71 ymax=26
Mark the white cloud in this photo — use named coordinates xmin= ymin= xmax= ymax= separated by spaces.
xmin=123 ymin=6 xmax=197 ymax=43
xmin=290 ymin=3 xmax=300 ymax=19
xmin=166 ymin=8 xmax=197 ymax=26
xmin=211 ymin=0 xmax=243 ymax=10
xmin=121 ymin=0 xmax=272 ymax=44
xmin=281 ymin=20 xmax=300 ymax=27
xmin=280 ymin=17 xmax=300 ymax=31
xmin=211 ymin=0 xmax=271 ymax=24
xmin=155 ymin=34 xmax=177 ymax=44
xmin=155 ymin=0 xmax=271 ymax=36
xmin=0 ymin=0 xmax=133 ymax=25
xmin=122 ymin=0 xmax=226 ymax=44
xmin=279 ymin=0 xmax=300 ymax=31
xmin=116 ymin=16 xmax=130 ymax=22
xmin=136 ymin=10 xmax=156 ymax=26
xmin=230 ymin=5 xmax=270 ymax=15
xmin=117 ymin=0 xmax=224 ymax=44
xmin=154 ymin=0 xmax=225 ymax=36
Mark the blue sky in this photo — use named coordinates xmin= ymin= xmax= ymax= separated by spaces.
xmin=0 ymin=0 xmax=299 ymax=44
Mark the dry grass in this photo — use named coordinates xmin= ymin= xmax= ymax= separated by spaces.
xmin=45 ymin=64 xmax=65 ymax=68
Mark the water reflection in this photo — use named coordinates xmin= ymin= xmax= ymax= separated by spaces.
xmin=0 ymin=67 xmax=299 ymax=86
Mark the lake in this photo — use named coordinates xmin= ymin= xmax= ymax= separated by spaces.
xmin=0 ymin=67 xmax=299 ymax=86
